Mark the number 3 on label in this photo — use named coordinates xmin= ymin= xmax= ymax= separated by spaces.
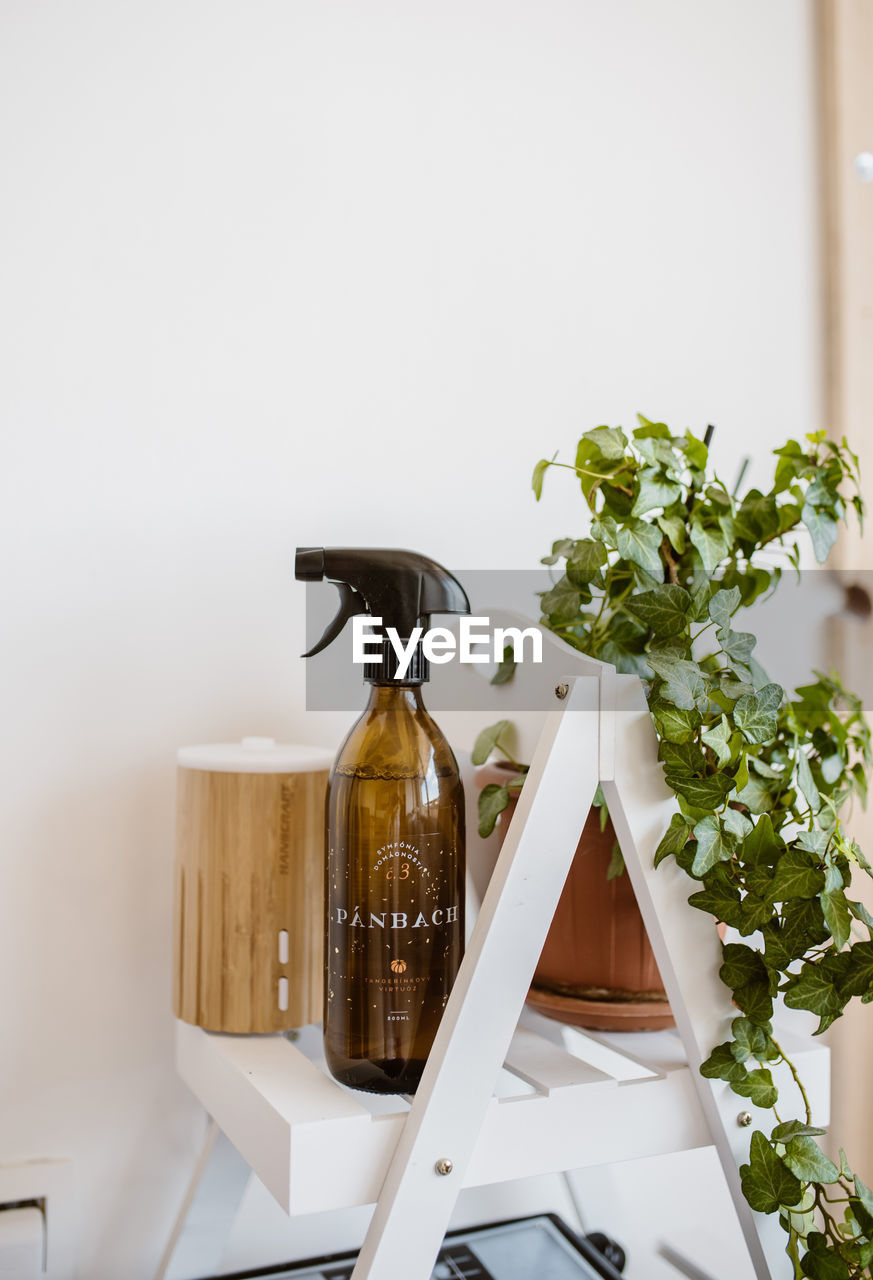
xmin=386 ymin=862 xmax=410 ymax=881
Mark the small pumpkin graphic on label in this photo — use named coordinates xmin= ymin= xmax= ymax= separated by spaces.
xmin=390 ymin=958 xmax=407 ymax=974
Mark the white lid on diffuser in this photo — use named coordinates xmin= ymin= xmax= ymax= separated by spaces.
xmin=177 ymin=737 xmax=334 ymax=774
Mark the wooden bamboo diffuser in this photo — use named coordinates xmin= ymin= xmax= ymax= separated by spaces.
xmin=173 ymin=737 xmax=333 ymax=1033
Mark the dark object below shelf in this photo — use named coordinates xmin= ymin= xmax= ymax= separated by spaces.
xmin=199 ymin=1212 xmax=626 ymax=1279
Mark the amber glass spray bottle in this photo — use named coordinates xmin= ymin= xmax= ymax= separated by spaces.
xmin=296 ymin=547 xmax=469 ymax=1094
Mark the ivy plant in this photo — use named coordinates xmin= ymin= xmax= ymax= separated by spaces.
xmin=509 ymin=419 xmax=872 ymax=1276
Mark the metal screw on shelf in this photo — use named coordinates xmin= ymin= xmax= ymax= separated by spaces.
xmin=737 ymin=1111 xmax=753 ymax=1128
xmin=855 ymin=151 xmax=873 ymax=183
xmin=555 ymin=683 xmax=569 ymax=700
xmin=435 ymin=1158 xmax=454 ymax=1176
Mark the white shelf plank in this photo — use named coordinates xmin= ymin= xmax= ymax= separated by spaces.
xmin=177 ymin=1016 xmax=828 ymax=1220
xmin=176 ymin=1020 xmax=375 ymax=1211
xmin=503 ymin=1024 xmax=615 ymax=1093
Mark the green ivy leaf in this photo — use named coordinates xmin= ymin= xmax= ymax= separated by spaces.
xmin=691 ymin=816 xmax=735 ymax=875
xmin=723 ymin=807 xmax=754 ymax=839
xmin=734 ymin=683 xmax=784 ymax=745
xmin=490 ymin=645 xmax=517 ymax=686
xmin=616 ymin=519 xmax=664 ymax=575
xmin=855 ymin=1174 xmax=873 ymax=1226
xmin=669 ymin=773 xmax=734 ymax=811
xmin=700 ymin=1042 xmax=749 ymax=1085
xmin=477 ymin=783 xmax=510 ymax=838
xmin=797 ymin=752 xmax=821 ymax=813
xmin=734 ymin=772 xmax=775 ymax=814
xmin=721 ymin=675 xmax=754 ymax=702
xmin=847 ymin=827 xmax=872 ymax=869
xmin=650 ymin=700 xmax=702 ymax=744
xmin=646 ymin=653 xmax=705 ymax=710
xmin=802 ymin=498 xmax=840 ymax=564
xmin=734 ymin=978 xmax=775 ymax=1024
xmin=541 ymin=537 xmax=576 ymax=565
xmin=682 ymin=432 xmax=709 ymax=472
xmin=590 ymin=513 xmax=618 ymax=548
xmin=818 ymin=751 xmax=843 ymax=785
xmin=635 ymin=436 xmax=677 ymax=468
xmin=735 ymin=489 xmax=780 ymax=543
xmin=632 ymin=471 xmax=682 ymax=516
xmin=732 ymin=751 xmax=750 ymax=794
xmin=749 ymin=756 xmax=783 ymax=780
xmin=688 ymin=875 xmax=742 ymax=925
xmin=848 ymin=898 xmax=873 ymax=937
xmin=783 ymin=1136 xmax=840 ymax=1184
xmin=656 ymin=512 xmax=686 ymax=553
xmin=770 ymin=1121 xmax=827 ymax=1142
xmin=471 ymin=720 xmax=513 ymax=766
xmin=532 ymin=456 xmax=554 ymax=501
xmin=702 ymin=716 xmax=732 ymax=767
xmin=783 ymin=963 xmax=846 ymax=1032
xmin=689 ymin=578 xmax=711 ymax=621
xmin=689 ymin=519 xmax=730 ymax=571
xmin=624 ymin=585 xmax=691 ymax=638
xmin=658 ymin=740 xmax=707 ymax=775
xmin=718 ymin=627 xmax=756 ymax=675
xmin=739 ymin=801 xmax=781 ymax=855
xmin=800 ymin=1236 xmax=851 ymax=1280
xmin=540 ymin=578 xmax=582 ymax=624
xmin=606 ymin=843 xmax=625 ymax=880
xmin=796 ymin=829 xmax=830 ymax=856
xmin=731 ymin=1017 xmax=771 ymax=1062
xmin=583 ymin=425 xmax=628 ymax=460
xmin=720 ymin=943 xmax=770 ymax=990
xmin=823 ymin=863 xmax=843 ymax=895
xmin=634 ymin=413 xmax=672 ymax=440
xmin=840 ymin=942 xmax=873 ymax=999
xmin=566 ymin=539 xmax=609 ymax=584
xmin=709 ymin=585 xmax=741 ymax=629
xmin=774 ymin=439 xmax=804 ymax=491
xmin=764 ymin=898 xmax=830 ymax=969
xmin=575 ymin=434 xmax=625 ymax=503
xmin=653 ymin=813 xmax=692 ymax=867
xmin=769 ymin=850 xmax=827 ymax=901
xmin=736 ymin=893 xmax=774 ymax=936
xmin=734 ymin=1067 xmax=778 ymax=1109
xmin=820 ymin=888 xmax=851 ymax=951
xmin=739 ymin=1130 xmax=803 ymax=1213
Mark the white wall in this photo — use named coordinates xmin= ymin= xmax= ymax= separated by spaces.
xmin=0 ymin=2 xmax=822 ymax=1277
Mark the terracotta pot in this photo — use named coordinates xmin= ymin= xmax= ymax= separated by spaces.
xmin=477 ymin=762 xmax=674 ymax=1032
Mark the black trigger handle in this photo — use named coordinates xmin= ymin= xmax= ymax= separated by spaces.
xmin=302 ymin=581 xmax=368 ymax=658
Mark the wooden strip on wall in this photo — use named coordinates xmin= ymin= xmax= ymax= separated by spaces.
xmin=818 ymin=0 xmax=873 ymax=1179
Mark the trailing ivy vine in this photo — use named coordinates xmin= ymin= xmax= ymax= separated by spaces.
xmin=520 ymin=420 xmax=873 ymax=1277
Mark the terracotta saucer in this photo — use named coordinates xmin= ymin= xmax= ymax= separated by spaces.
xmin=526 ymin=987 xmax=675 ymax=1033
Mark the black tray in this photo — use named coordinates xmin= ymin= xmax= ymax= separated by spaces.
xmin=202 ymin=1212 xmax=625 ymax=1280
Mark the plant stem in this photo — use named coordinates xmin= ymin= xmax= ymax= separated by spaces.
xmin=771 ymin=1038 xmax=813 ymax=1125
xmin=496 ymin=743 xmax=524 ymax=770
xmin=548 ymin=459 xmax=634 ymax=496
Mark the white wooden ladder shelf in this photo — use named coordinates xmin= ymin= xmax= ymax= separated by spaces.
xmin=172 ymin=614 xmax=829 ymax=1280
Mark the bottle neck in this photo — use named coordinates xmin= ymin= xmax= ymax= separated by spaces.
xmin=363 ymin=637 xmax=429 ymax=685
xmin=365 ymin=683 xmax=427 ymax=712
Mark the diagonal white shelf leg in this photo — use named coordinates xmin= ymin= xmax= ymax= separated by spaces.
xmin=350 ymin=676 xmax=600 ymax=1280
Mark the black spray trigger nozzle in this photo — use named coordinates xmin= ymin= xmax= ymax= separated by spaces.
xmin=295 ymin=547 xmax=470 ymax=682
xmin=301 ymin=580 xmax=368 ymax=658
